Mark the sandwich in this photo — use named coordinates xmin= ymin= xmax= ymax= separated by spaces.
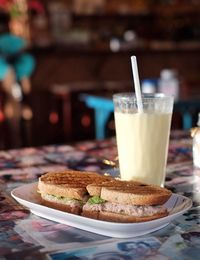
xmin=82 ymin=180 xmax=172 ymax=222
xmin=38 ymin=170 xmax=112 ymax=215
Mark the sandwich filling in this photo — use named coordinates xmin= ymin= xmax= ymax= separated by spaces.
xmin=83 ymin=196 xmax=167 ymax=217
xmin=41 ymin=194 xmax=86 ymax=207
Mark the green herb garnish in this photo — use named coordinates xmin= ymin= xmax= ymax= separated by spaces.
xmin=88 ymin=196 xmax=105 ymax=205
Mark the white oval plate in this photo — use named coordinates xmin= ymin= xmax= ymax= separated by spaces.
xmin=11 ymin=182 xmax=192 ymax=238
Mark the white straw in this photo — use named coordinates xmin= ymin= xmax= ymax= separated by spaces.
xmin=131 ymin=56 xmax=143 ymax=113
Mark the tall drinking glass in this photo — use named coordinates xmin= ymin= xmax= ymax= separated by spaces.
xmin=113 ymin=93 xmax=174 ymax=187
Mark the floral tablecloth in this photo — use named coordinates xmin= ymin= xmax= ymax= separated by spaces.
xmin=0 ymin=131 xmax=199 ymax=259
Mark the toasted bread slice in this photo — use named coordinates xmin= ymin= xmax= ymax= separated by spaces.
xmin=101 ymin=182 xmax=172 ymax=205
xmin=38 ymin=170 xmax=112 ymax=200
xmin=38 ymin=180 xmax=87 ymax=200
xmin=86 ymin=180 xmax=172 ymax=205
xmin=87 ymin=179 xmax=144 ymax=197
xmin=41 ymin=197 xmax=82 ymax=215
xmin=39 ymin=170 xmax=108 ymax=185
xmin=82 ymin=210 xmax=168 ymax=223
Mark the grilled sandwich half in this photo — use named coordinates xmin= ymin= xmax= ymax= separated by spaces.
xmin=38 ymin=170 xmax=112 ymax=215
xmin=82 ymin=180 xmax=172 ymax=222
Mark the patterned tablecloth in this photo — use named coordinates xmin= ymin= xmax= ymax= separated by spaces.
xmin=0 ymin=131 xmax=199 ymax=259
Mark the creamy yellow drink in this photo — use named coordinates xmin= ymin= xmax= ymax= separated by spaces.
xmin=114 ymin=112 xmax=172 ymax=186
xmin=113 ymin=91 xmax=174 ymax=187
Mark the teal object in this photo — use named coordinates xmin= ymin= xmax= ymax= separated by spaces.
xmin=80 ymin=94 xmax=114 ymax=140
xmin=0 ymin=33 xmax=35 ymax=80
xmin=0 ymin=56 xmax=9 ymax=80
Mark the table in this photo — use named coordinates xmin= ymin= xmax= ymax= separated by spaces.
xmin=0 ymin=131 xmax=200 ymax=259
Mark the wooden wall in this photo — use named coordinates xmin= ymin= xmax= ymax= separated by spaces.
xmin=31 ymin=45 xmax=200 ymax=98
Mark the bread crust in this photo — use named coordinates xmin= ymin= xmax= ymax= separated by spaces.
xmin=81 ymin=210 xmax=99 ymax=219
xmin=41 ymin=198 xmax=81 ymax=215
xmin=82 ymin=209 xmax=168 ymax=223
xmin=98 ymin=210 xmax=168 ymax=223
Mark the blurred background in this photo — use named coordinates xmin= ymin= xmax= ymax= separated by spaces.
xmin=0 ymin=0 xmax=200 ymax=149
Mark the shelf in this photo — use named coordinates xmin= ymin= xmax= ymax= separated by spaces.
xmin=67 ymin=4 xmax=200 ymax=18
xmin=71 ymin=12 xmax=152 ymax=20
xmin=152 ymin=4 xmax=200 ymax=16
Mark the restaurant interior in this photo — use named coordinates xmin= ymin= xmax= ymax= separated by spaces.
xmin=1 ymin=0 xmax=200 ymax=150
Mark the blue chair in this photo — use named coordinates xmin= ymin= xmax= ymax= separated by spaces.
xmin=174 ymin=100 xmax=200 ymax=130
xmin=80 ymin=94 xmax=114 ymax=140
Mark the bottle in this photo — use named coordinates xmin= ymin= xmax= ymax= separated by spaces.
xmin=191 ymin=112 xmax=200 ymax=168
xmin=141 ymin=79 xmax=157 ymax=94
xmin=158 ymin=69 xmax=179 ymax=101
